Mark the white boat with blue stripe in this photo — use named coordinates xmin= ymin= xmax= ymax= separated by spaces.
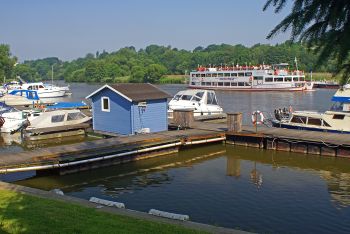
xmin=272 ymin=85 xmax=350 ymax=134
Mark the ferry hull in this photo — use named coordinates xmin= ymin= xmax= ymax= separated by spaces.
xmin=188 ymin=85 xmax=305 ymax=91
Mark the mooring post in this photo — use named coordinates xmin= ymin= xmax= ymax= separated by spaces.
xmin=173 ymin=109 xmax=194 ymax=129
xmin=227 ymin=112 xmax=242 ymax=132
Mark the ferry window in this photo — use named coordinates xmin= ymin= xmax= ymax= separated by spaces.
xmin=191 ymin=82 xmax=195 ymax=85
xmin=238 ymin=82 xmax=245 ymax=86
xmin=231 ymin=73 xmax=237 ymax=77
xmin=307 ymin=117 xmax=322 ymax=126
xmin=212 ymin=73 xmax=218 ymax=77
xmin=218 ymin=73 xmax=224 ymax=77
xmin=291 ymin=116 xmax=306 ymax=124
xmin=231 ymin=82 xmax=237 ymax=86
xmin=102 ymin=97 xmax=110 ymax=112
xmin=238 ymin=73 xmax=244 ymax=77
xmin=201 ymin=74 xmax=205 ymax=77
xmin=224 ymin=82 xmax=230 ymax=86
xmin=285 ymin=77 xmax=292 ymax=82
xmin=265 ymin=77 xmax=273 ymax=82
xmin=293 ymin=77 xmax=299 ymax=81
xmin=201 ymin=82 xmax=205 ymax=86
xmin=196 ymin=74 xmax=200 ymax=77
xmin=191 ymin=74 xmax=195 ymax=77
xmin=244 ymin=82 xmax=250 ymax=86
xmin=245 ymin=72 xmax=252 ymax=76
xmin=333 ymin=114 xmax=345 ymax=120
xmin=51 ymin=114 xmax=65 ymax=123
xmin=274 ymin=77 xmax=283 ymax=82
xmin=224 ymin=73 xmax=230 ymax=77
xmin=299 ymin=77 xmax=305 ymax=81
xmin=218 ymin=82 xmax=223 ymax=86
xmin=254 ymin=76 xmax=263 ymax=80
xmin=206 ymin=73 xmax=212 ymax=77
xmin=205 ymin=82 xmax=211 ymax=86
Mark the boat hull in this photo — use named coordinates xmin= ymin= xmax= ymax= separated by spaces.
xmin=188 ymin=85 xmax=305 ymax=91
xmin=272 ymin=121 xmax=350 ymax=134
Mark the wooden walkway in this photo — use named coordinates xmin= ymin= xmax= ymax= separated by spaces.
xmin=1 ymin=119 xmax=350 ymax=174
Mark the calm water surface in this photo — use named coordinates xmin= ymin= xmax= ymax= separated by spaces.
xmin=0 ymin=83 xmax=348 ymax=233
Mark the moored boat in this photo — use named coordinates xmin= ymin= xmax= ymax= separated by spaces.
xmin=21 ymin=82 xmax=66 ymax=98
xmin=272 ymin=86 xmax=350 ymax=134
xmin=0 ymin=102 xmax=28 ymax=133
xmin=168 ymin=89 xmax=223 ymax=117
xmin=189 ymin=63 xmax=309 ymax=91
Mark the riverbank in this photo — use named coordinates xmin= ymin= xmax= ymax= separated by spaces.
xmin=0 ymin=181 xmax=245 ymax=234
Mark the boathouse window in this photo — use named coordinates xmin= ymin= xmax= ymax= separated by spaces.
xmin=291 ymin=116 xmax=306 ymax=124
xmin=265 ymin=77 xmax=273 ymax=82
xmin=307 ymin=117 xmax=322 ymax=126
xmin=101 ymin=97 xmax=110 ymax=112
xmin=333 ymin=114 xmax=345 ymax=120
xmin=51 ymin=114 xmax=65 ymax=123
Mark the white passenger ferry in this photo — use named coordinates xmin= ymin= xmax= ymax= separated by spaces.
xmin=189 ymin=63 xmax=308 ymax=91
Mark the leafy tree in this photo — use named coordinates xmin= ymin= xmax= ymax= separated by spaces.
xmin=0 ymin=44 xmax=17 ymax=82
xmin=263 ymin=0 xmax=350 ymax=84
xmin=130 ymin=66 xmax=146 ymax=83
xmin=145 ymin=64 xmax=167 ymax=83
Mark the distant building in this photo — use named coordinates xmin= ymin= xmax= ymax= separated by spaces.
xmin=86 ymin=83 xmax=171 ymax=135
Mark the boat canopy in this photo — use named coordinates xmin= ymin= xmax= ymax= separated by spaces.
xmin=8 ymin=90 xmax=40 ymax=101
xmin=46 ymin=102 xmax=88 ymax=109
xmin=331 ymin=88 xmax=350 ymax=103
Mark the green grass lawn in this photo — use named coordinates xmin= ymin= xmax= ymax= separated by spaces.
xmin=0 ymin=189 xmax=206 ymax=234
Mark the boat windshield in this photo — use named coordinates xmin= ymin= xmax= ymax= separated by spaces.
xmin=173 ymin=91 xmax=204 ymax=102
xmin=207 ymin=92 xmax=218 ymax=105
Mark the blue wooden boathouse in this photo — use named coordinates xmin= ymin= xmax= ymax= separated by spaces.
xmin=86 ymin=83 xmax=171 ymax=135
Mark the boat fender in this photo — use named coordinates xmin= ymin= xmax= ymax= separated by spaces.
xmin=148 ymin=209 xmax=189 ymax=221
xmin=89 ymin=197 xmax=125 ymax=208
xmin=251 ymin=110 xmax=264 ymax=125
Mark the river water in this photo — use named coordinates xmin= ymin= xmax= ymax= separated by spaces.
xmin=1 ymin=83 xmax=349 ymax=233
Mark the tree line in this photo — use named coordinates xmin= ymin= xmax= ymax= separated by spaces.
xmin=0 ymin=41 xmax=339 ymax=84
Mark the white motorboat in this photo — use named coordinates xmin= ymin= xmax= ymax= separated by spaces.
xmin=21 ymin=82 xmax=66 ymax=98
xmin=26 ymin=109 xmax=91 ymax=131
xmin=272 ymin=86 xmax=350 ymax=134
xmin=0 ymin=102 xmax=28 ymax=133
xmin=168 ymin=89 xmax=223 ymax=117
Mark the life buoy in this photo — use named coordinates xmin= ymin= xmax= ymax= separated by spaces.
xmin=251 ymin=110 xmax=264 ymax=125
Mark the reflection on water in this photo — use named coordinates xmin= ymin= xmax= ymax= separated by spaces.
xmin=13 ymin=144 xmax=350 ymax=233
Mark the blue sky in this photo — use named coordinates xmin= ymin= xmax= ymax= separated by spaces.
xmin=0 ymin=0 xmax=291 ymax=61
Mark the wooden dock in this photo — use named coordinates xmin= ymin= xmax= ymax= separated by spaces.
xmin=1 ymin=119 xmax=350 ymax=175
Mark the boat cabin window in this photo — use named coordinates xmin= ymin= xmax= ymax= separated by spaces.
xmin=180 ymin=95 xmax=192 ymax=101
xmin=205 ymin=82 xmax=211 ymax=86
xmin=218 ymin=82 xmax=223 ymax=86
xmin=290 ymin=116 xmax=306 ymax=124
xmin=238 ymin=82 xmax=245 ymax=86
xmin=191 ymin=74 xmax=196 ymax=77
xmin=231 ymin=82 xmax=237 ymax=86
xmin=231 ymin=73 xmax=237 ymax=77
xmin=293 ymin=77 xmax=299 ymax=81
xmin=101 ymin=97 xmax=110 ymax=112
xmin=238 ymin=73 xmax=244 ymax=77
xmin=299 ymin=77 xmax=305 ymax=81
xmin=39 ymin=85 xmax=45 ymax=88
xmin=333 ymin=114 xmax=345 ymax=120
xmin=218 ymin=73 xmax=224 ymax=77
xmin=192 ymin=92 xmax=204 ymax=101
xmin=254 ymin=76 xmax=263 ymax=80
xmin=224 ymin=73 xmax=230 ymax=77
xmin=207 ymin=92 xmax=218 ymax=105
xmin=307 ymin=117 xmax=322 ymax=126
xmin=212 ymin=73 xmax=217 ymax=77
xmin=206 ymin=73 xmax=212 ymax=77
xmin=265 ymin=77 xmax=273 ymax=82
xmin=224 ymin=82 xmax=230 ymax=86
xmin=323 ymin=120 xmax=331 ymax=127
xmin=285 ymin=77 xmax=292 ymax=82
xmin=195 ymin=74 xmax=200 ymax=77
xmin=201 ymin=74 xmax=205 ymax=77
xmin=67 ymin=112 xmax=85 ymax=121
xmin=51 ymin=114 xmax=65 ymax=123
xmin=245 ymin=72 xmax=252 ymax=76
xmin=201 ymin=82 xmax=205 ymax=86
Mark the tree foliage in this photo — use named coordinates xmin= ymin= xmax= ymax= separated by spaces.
xmin=263 ymin=0 xmax=350 ymax=84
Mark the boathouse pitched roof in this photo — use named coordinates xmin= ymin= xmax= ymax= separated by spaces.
xmin=86 ymin=83 xmax=171 ymax=102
